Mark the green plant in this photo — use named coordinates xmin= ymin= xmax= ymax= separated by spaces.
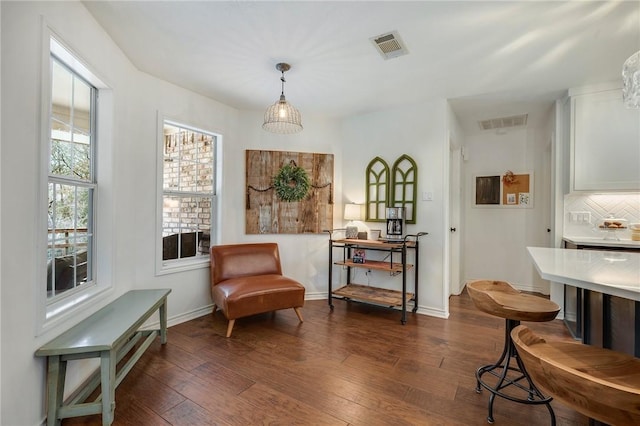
xmin=273 ymin=162 xmax=311 ymax=202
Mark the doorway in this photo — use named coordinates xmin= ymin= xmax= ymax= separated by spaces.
xmin=449 ymin=146 xmax=463 ymax=295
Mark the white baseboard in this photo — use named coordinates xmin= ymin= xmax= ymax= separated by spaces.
xmin=415 ymin=305 xmax=449 ymax=319
xmin=145 ymin=292 xmax=451 ymax=330
xmin=304 ymin=291 xmax=328 ymax=301
xmin=142 ymin=304 xmax=214 ymax=330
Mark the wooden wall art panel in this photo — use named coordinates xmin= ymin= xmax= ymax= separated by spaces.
xmin=246 ymin=150 xmax=334 ymax=234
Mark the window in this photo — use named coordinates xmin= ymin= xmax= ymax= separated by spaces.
xmin=41 ymin=35 xmax=110 ymax=328
xmin=47 ymin=48 xmax=96 ymax=299
xmin=160 ymin=121 xmax=217 ymax=269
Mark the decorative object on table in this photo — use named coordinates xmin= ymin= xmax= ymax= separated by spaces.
xmin=344 ymin=203 xmax=362 ymax=239
xmin=386 ymin=207 xmax=405 ymax=239
xmin=596 ymin=214 xmax=628 ymax=241
xmin=364 ymin=154 xmax=418 ymax=224
xmin=630 ymin=223 xmax=640 ymax=241
xmin=474 ymin=171 xmax=533 ymax=208
xmin=357 ymin=231 xmax=368 ymax=240
xmin=352 ymin=248 xmax=366 ymax=264
xmin=369 ymin=229 xmax=381 ymax=240
xmin=245 ymin=150 xmax=333 ymax=234
xmin=622 ymin=50 xmax=640 ymax=109
xmin=262 ymin=63 xmax=303 ymax=134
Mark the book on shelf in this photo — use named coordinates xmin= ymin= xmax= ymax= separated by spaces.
xmin=352 ymin=248 xmax=366 ymax=263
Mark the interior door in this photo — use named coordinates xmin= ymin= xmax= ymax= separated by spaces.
xmin=449 ymin=147 xmax=462 ymax=295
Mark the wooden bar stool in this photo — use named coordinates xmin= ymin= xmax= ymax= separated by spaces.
xmin=467 ymin=280 xmax=561 ymax=424
xmin=512 ymin=325 xmax=640 ymax=425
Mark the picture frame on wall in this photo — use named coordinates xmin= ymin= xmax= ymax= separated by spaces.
xmin=474 ymin=172 xmax=533 ymax=208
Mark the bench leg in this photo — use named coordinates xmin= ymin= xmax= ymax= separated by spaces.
xmin=160 ymin=298 xmax=168 ymax=344
xmin=100 ymin=350 xmax=116 ymax=425
xmin=294 ymin=307 xmax=304 ymax=322
xmin=226 ymin=319 xmax=235 ymax=338
xmin=46 ymin=355 xmax=65 ymax=426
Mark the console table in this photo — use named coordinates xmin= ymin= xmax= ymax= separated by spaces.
xmin=327 ymin=231 xmax=426 ymax=324
xmin=35 ymin=289 xmax=171 ymax=426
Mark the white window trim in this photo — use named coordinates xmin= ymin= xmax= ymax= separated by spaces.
xmin=155 ymin=113 xmax=222 ymax=275
xmin=37 ymin=26 xmax=113 ymax=334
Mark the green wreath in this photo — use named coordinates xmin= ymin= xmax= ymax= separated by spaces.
xmin=273 ymin=162 xmax=311 ymax=202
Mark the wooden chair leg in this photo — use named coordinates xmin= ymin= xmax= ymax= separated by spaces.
xmin=226 ymin=319 xmax=235 ymax=338
xmin=212 ymin=305 xmax=217 ymax=314
xmin=294 ymin=307 xmax=304 ymax=322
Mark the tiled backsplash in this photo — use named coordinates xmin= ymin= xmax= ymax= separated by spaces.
xmin=564 ymin=193 xmax=640 ymax=239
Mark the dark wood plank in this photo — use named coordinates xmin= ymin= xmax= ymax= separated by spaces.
xmin=62 ymin=290 xmax=590 ymax=426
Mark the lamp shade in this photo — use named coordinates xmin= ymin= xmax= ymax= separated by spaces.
xmin=622 ymin=50 xmax=640 ymax=109
xmin=344 ymin=203 xmax=363 ymax=221
xmin=263 ymin=62 xmax=303 ymax=134
xmin=262 ymin=95 xmax=303 ymax=134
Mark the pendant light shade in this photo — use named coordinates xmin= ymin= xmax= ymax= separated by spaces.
xmin=263 ymin=63 xmax=303 ymax=134
xmin=622 ymin=50 xmax=640 ymax=109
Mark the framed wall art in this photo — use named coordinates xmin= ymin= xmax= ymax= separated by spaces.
xmin=474 ymin=171 xmax=533 ymax=208
xmin=245 ymin=150 xmax=334 ymax=234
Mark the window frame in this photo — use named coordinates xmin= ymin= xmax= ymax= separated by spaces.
xmin=38 ymin=31 xmax=112 ymax=333
xmin=47 ymin=54 xmax=97 ymax=299
xmin=156 ymin=116 xmax=220 ymax=275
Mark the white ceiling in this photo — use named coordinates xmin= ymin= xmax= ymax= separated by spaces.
xmin=83 ymin=1 xmax=640 ymax=133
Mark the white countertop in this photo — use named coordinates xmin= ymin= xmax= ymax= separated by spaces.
xmin=527 ymin=247 xmax=640 ymax=302
xmin=563 ymin=236 xmax=640 ymax=249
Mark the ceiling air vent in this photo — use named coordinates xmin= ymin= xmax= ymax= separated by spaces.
xmin=370 ymin=31 xmax=408 ymax=60
xmin=478 ymin=114 xmax=528 ymax=131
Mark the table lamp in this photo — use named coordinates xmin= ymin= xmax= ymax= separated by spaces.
xmin=344 ymin=203 xmax=362 ymax=239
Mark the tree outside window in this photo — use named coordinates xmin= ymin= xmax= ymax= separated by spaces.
xmin=47 ymin=56 xmax=96 ymax=298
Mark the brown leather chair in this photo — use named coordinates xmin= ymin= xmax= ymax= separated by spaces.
xmin=210 ymin=243 xmax=305 ymax=337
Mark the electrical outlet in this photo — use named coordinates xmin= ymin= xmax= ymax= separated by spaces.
xmin=569 ymin=211 xmax=591 ymax=223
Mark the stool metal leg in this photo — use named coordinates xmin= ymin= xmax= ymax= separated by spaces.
xmin=475 ymin=319 xmax=556 ymax=425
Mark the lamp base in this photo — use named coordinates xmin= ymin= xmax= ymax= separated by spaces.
xmin=346 ymin=226 xmax=358 ymax=239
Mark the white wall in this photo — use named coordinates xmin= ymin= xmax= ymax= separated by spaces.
xmin=226 ymin=110 xmax=343 ymax=299
xmin=341 ymin=100 xmax=450 ymax=318
xmin=0 ymin=3 xmax=341 ymax=424
xmin=462 ymin=124 xmax=552 ymax=293
xmin=1 ymin=3 xmax=139 ymax=424
xmin=446 ymin=103 xmax=465 ymax=295
xmin=1 ymin=2 xmax=453 ymax=424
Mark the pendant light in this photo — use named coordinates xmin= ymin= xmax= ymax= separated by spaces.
xmin=262 ymin=63 xmax=303 ymax=134
xmin=622 ymin=50 xmax=640 ymax=109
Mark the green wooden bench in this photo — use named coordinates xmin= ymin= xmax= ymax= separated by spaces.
xmin=35 ymin=289 xmax=171 ymax=426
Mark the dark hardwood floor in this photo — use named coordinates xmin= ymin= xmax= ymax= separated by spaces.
xmin=64 ymin=291 xmax=589 ymax=425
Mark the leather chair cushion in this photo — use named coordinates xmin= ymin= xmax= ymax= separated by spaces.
xmin=211 ymin=243 xmax=282 ymax=284
xmin=212 ymin=274 xmax=305 ymax=320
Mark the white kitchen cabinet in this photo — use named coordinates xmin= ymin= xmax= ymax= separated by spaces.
xmin=571 ymin=88 xmax=640 ymax=191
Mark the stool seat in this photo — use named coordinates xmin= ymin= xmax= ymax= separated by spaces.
xmin=467 ymin=280 xmax=560 ymax=322
xmin=467 ymin=280 xmax=560 ymax=424
xmin=512 ymin=325 xmax=640 ymax=425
